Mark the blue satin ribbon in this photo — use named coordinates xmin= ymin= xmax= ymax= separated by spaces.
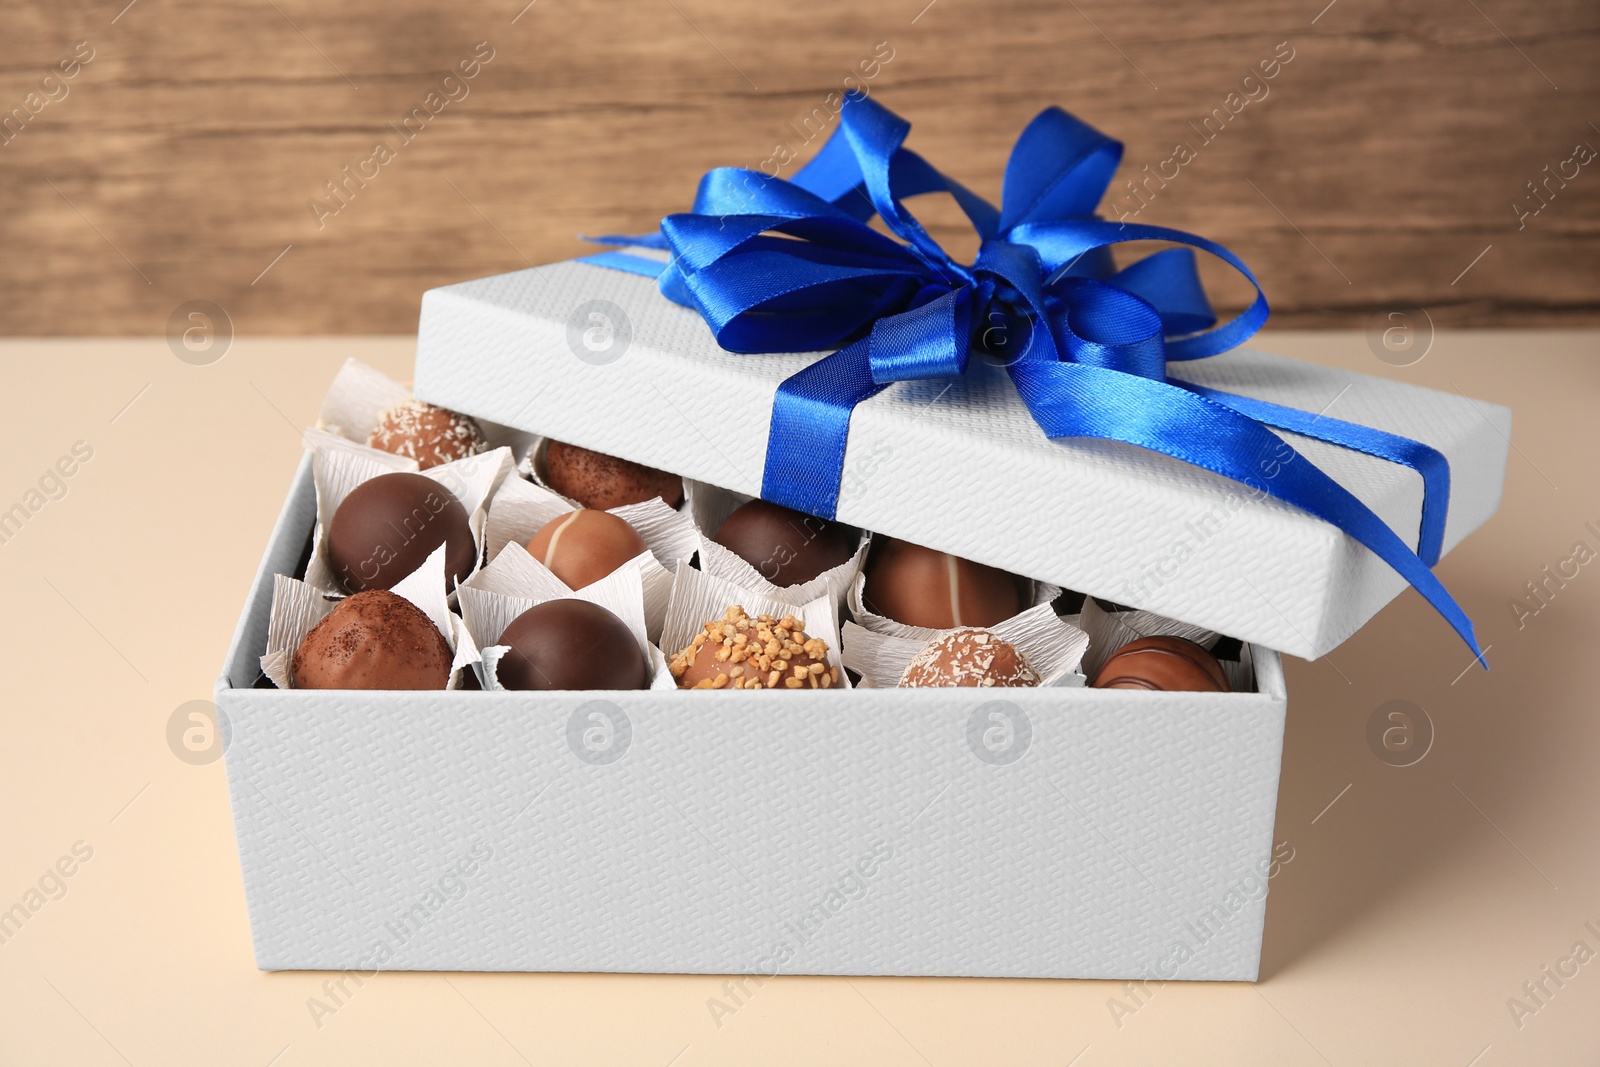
xmin=584 ymin=96 xmax=1482 ymax=662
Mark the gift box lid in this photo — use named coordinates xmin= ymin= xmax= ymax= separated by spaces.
xmin=413 ymin=253 xmax=1510 ymax=660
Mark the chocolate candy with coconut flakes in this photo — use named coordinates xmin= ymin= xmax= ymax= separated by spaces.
xmin=368 ymin=399 xmax=487 ymax=470
xmin=899 ymin=628 xmax=1041 ymax=688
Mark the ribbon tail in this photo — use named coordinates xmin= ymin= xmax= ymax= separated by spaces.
xmin=1175 ymin=380 xmax=1451 ymax=567
xmin=762 ymin=338 xmax=886 ymax=518
xmin=1009 ymin=360 xmax=1486 ymax=667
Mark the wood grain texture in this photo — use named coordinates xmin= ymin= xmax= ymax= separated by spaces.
xmin=0 ymin=0 xmax=1596 ymax=335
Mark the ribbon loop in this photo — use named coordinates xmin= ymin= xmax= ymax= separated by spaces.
xmin=584 ymin=95 xmax=1483 ymax=664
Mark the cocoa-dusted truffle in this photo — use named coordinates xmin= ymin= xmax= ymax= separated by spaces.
xmin=670 ymin=606 xmax=839 ymax=690
xmin=1091 ymin=635 xmax=1228 ymax=692
xmin=526 ymin=509 xmax=647 ymax=589
xmin=542 ymin=440 xmax=683 ymax=510
xmin=495 ymin=599 xmax=649 ymax=691
xmin=367 ymin=399 xmax=486 ymax=469
xmin=713 ymin=500 xmax=859 ymax=587
xmin=899 ymin=628 xmax=1041 ymax=688
xmin=327 ymin=472 xmax=477 ymax=593
xmin=862 ymin=539 xmax=1023 ymax=630
xmin=292 ymin=590 xmax=452 ymax=690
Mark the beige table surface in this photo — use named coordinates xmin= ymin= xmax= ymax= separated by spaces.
xmin=1 ymin=331 xmax=1596 ymax=1066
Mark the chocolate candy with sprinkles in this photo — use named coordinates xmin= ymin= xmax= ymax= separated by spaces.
xmin=368 ymin=399 xmax=487 ymax=470
xmin=899 ymin=628 xmax=1041 ymax=688
xmin=670 ymin=606 xmax=839 ymax=690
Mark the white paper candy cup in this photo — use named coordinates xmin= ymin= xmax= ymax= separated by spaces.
xmin=1078 ymin=598 xmax=1249 ymax=692
xmin=685 ymin=480 xmax=867 ymax=609
xmin=316 ymin=356 xmax=538 ymax=462
xmin=841 ymin=600 xmax=1089 ymax=689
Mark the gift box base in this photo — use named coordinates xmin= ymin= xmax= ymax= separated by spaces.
xmin=218 ymin=456 xmax=1288 ymax=981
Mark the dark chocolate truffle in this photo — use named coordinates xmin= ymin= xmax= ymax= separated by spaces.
xmin=899 ymin=628 xmax=1040 ymax=688
xmin=1090 ymin=635 xmax=1228 ymax=692
xmin=495 ymin=599 xmax=648 ymax=691
xmin=526 ymin=509 xmax=647 ymax=589
xmin=862 ymin=539 xmax=1022 ymax=630
xmin=713 ymin=500 xmax=859 ymax=587
xmin=542 ymin=440 xmax=683 ymax=510
xmin=669 ymin=606 xmax=838 ymax=690
xmin=327 ymin=472 xmax=477 ymax=593
xmin=368 ymin=399 xmax=486 ymax=469
xmin=292 ymin=590 xmax=452 ymax=690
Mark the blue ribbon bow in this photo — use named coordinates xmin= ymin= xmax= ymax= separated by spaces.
xmin=587 ymin=95 xmax=1483 ymax=663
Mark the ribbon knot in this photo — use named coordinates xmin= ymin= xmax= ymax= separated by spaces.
xmin=589 ymin=94 xmax=1484 ymax=663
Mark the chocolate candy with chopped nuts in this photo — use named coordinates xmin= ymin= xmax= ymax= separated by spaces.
xmin=713 ymin=500 xmax=859 ymax=587
xmin=495 ymin=599 xmax=649 ymax=691
xmin=862 ymin=538 xmax=1023 ymax=630
xmin=368 ymin=399 xmax=486 ymax=469
xmin=526 ymin=509 xmax=648 ymax=589
xmin=292 ymin=590 xmax=452 ymax=690
xmin=898 ymin=628 xmax=1041 ymax=688
xmin=327 ymin=472 xmax=477 ymax=593
xmin=542 ymin=440 xmax=684 ymax=510
xmin=1090 ymin=635 xmax=1228 ymax=692
xmin=670 ymin=606 xmax=839 ymax=690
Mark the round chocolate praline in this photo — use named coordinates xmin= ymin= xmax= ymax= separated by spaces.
xmin=292 ymin=590 xmax=452 ymax=690
xmin=668 ymin=605 xmax=838 ymax=690
xmin=526 ymin=509 xmax=647 ymax=589
xmin=862 ymin=538 xmax=1023 ymax=630
xmin=1090 ymin=635 xmax=1228 ymax=692
xmin=899 ymin=628 xmax=1040 ymax=688
xmin=542 ymin=440 xmax=684 ymax=510
xmin=495 ymin=599 xmax=648 ymax=691
xmin=713 ymin=500 xmax=859 ymax=587
xmin=327 ymin=472 xmax=477 ymax=593
xmin=367 ymin=399 xmax=486 ymax=470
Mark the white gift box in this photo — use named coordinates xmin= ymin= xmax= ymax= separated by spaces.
xmin=216 ymin=254 xmax=1507 ymax=981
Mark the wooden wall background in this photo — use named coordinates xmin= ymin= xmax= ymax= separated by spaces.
xmin=1 ymin=0 xmax=1596 ymax=335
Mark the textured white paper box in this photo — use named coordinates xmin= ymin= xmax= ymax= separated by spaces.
xmin=415 ymin=256 xmax=1510 ymax=659
xmin=218 ymin=457 xmax=1288 ymax=979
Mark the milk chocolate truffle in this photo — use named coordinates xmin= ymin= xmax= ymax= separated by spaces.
xmin=1090 ymin=635 xmax=1228 ymax=692
xmin=670 ymin=606 xmax=839 ymax=690
xmin=292 ymin=590 xmax=452 ymax=690
xmin=543 ymin=440 xmax=684 ymax=510
xmin=713 ymin=500 xmax=859 ymax=587
xmin=495 ymin=599 xmax=649 ymax=691
xmin=899 ymin=628 xmax=1041 ymax=688
xmin=367 ymin=399 xmax=486 ymax=470
xmin=526 ymin=509 xmax=648 ymax=589
xmin=862 ymin=539 xmax=1023 ymax=630
xmin=327 ymin=472 xmax=477 ymax=593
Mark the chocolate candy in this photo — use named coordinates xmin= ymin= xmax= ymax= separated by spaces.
xmin=292 ymin=590 xmax=452 ymax=690
xmin=899 ymin=628 xmax=1040 ymax=688
xmin=670 ymin=606 xmax=838 ymax=690
xmin=367 ymin=399 xmax=486 ymax=470
xmin=542 ymin=440 xmax=683 ymax=510
xmin=526 ymin=509 xmax=648 ymax=589
xmin=862 ymin=538 xmax=1022 ymax=630
xmin=327 ymin=472 xmax=477 ymax=593
xmin=495 ymin=599 xmax=648 ymax=690
xmin=1090 ymin=635 xmax=1228 ymax=692
xmin=713 ymin=500 xmax=859 ymax=587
